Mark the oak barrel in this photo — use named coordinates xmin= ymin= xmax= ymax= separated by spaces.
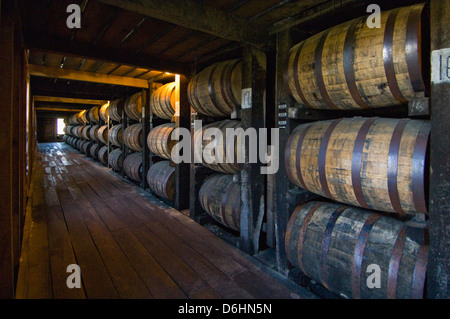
xmin=99 ymin=102 xmax=110 ymax=122
xmin=187 ymin=59 xmax=242 ymax=117
xmin=198 ymin=174 xmax=240 ymax=231
xmin=97 ymin=125 xmax=109 ymax=144
xmin=108 ymin=148 xmax=123 ymax=171
xmin=123 ymin=152 xmax=143 ymax=182
xmin=193 ymin=119 xmax=242 ymax=174
xmin=77 ymin=110 xmax=87 ymax=124
xmin=97 ymin=146 xmax=109 ymax=165
xmin=89 ymin=125 xmax=100 ymax=142
xmin=151 ymin=82 xmax=176 ymax=120
xmin=81 ymin=125 xmax=91 ymax=140
xmin=284 ymin=3 xmax=427 ymax=110
xmin=124 ymin=123 xmax=143 ymax=152
xmin=124 ymin=92 xmax=144 ymax=120
xmin=108 ymin=124 xmax=123 ymax=147
xmin=146 ymin=123 xmax=175 ymax=160
xmin=88 ymin=106 xmax=100 ymax=123
xmin=80 ymin=140 xmax=91 ymax=155
xmin=285 ymin=201 xmax=428 ymax=299
xmin=75 ymin=126 xmax=83 ymax=138
xmin=90 ymin=143 xmax=100 ymax=160
xmin=146 ymin=160 xmax=175 ymax=201
xmin=285 ymin=117 xmax=430 ymax=215
xmin=108 ymin=98 xmax=125 ymax=122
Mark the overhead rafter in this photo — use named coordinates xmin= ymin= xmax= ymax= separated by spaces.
xmin=33 ymin=96 xmax=108 ymax=105
xmin=24 ymin=33 xmax=189 ymax=75
xmin=35 ymin=107 xmax=88 ymax=113
xmin=96 ymin=0 xmax=271 ymax=49
xmin=29 ymin=64 xmax=149 ymax=88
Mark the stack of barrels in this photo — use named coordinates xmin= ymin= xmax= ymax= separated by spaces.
xmin=146 ymin=81 xmax=177 ymax=201
xmin=283 ymin=3 xmax=429 ymax=299
xmin=63 ymin=103 xmax=111 ymax=165
xmin=108 ymin=98 xmax=124 ymax=171
xmin=187 ymin=58 xmax=244 ymax=231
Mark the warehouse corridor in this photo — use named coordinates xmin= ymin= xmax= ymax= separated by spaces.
xmin=15 ymin=142 xmax=311 ymax=299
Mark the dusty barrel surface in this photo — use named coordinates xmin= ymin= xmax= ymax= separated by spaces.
xmin=147 ymin=123 xmax=175 ymax=160
xmin=123 ymin=152 xmax=143 ymax=182
xmin=99 ymin=102 xmax=110 ymax=122
xmin=124 ymin=92 xmax=144 ymax=120
xmin=90 ymin=143 xmax=100 ymax=160
xmin=285 ymin=117 xmax=430 ymax=215
xmin=146 ymin=160 xmax=175 ymax=201
xmin=124 ymin=123 xmax=143 ymax=152
xmin=108 ymin=98 xmax=125 ymax=122
xmin=97 ymin=125 xmax=109 ymax=144
xmin=81 ymin=125 xmax=91 ymax=140
xmin=108 ymin=148 xmax=123 ymax=171
xmin=188 ymin=59 xmax=242 ymax=117
xmin=88 ymin=106 xmax=100 ymax=123
xmin=108 ymin=124 xmax=123 ymax=147
xmin=285 ymin=201 xmax=428 ymax=299
xmin=89 ymin=125 xmax=100 ymax=142
xmin=193 ymin=119 xmax=243 ymax=174
xmin=284 ymin=3 xmax=427 ymax=110
xmin=151 ymin=82 xmax=176 ymax=120
xmin=97 ymin=146 xmax=109 ymax=165
xmin=198 ymin=174 xmax=240 ymax=231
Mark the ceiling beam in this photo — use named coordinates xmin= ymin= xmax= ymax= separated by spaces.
xmin=24 ymin=33 xmax=189 ymax=75
xmin=29 ymin=64 xmax=149 ymax=88
xmin=35 ymin=107 xmax=86 ymax=113
xmin=33 ymin=96 xmax=107 ymax=105
xmin=97 ymin=0 xmax=270 ymax=49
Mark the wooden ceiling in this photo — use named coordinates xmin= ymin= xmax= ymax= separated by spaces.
xmin=20 ymin=0 xmax=426 ymax=115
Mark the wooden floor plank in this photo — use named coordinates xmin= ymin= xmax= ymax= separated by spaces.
xmin=16 ymin=143 xmax=313 ymax=300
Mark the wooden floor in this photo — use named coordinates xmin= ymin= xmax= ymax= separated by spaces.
xmin=16 ymin=142 xmax=314 ymax=299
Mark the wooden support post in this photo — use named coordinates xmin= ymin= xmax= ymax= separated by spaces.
xmin=239 ymin=46 xmax=266 ymax=255
xmin=428 ymin=0 xmax=450 ymax=299
xmin=141 ymin=87 xmax=151 ymax=189
xmin=272 ymin=30 xmax=294 ymax=276
xmin=0 ymin=0 xmax=16 ymax=298
xmin=174 ymin=74 xmax=190 ymax=210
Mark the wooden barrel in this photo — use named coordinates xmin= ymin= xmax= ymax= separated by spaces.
xmin=81 ymin=125 xmax=91 ymax=140
xmin=198 ymin=174 xmax=240 ymax=231
xmin=123 ymin=123 xmax=143 ymax=152
xmin=70 ymin=126 xmax=79 ymax=137
xmin=80 ymin=141 xmax=91 ymax=155
xmin=151 ymin=82 xmax=176 ymax=120
xmin=97 ymin=125 xmax=108 ymax=144
xmin=124 ymin=92 xmax=144 ymax=120
xmin=108 ymin=98 xmax=125 ymax=122
xmin=69 ymin=114 xmax=78 ymax=125
xmin=81 ymin=109 xmax=90 ymax=124
xmin=187 ymin=59 xmax=242 ymax=117
xmin=90 ymin=143 xmax=100 ymax=160
xmin=193 ymin=119 xmax=242 ymax=174
xmin=284 ymin=3 xmax=427 ymax=110
xmin=285 ymin=201 xmax=428 ymax=299
xmin=88 ymin=106 xmax=100 ymax=123
xmin=89 ymin=125 xmax=100 ymax=142
xmin=146 ymin=123 xmax=175 ymax=160
xmin=75 ymin=126 xmax=83 ymax=138
xmin=97 ymin=146 xmax=109 ymax=165
xmin=99 ymin=102 xmax=110 ymax=122
xmin=146 ymin=160 xmax=175 ymax=201
xmin=108 ymin=148 xmax=123 ymax=171
xmin=77 ymin=110 xmax=87 ymax=124
xmin=63 ymin=125 xmax=72 ymax=135
xmin=108 ymin=124 xmax=123 ymax=147
xmin=123 ymin=152 xmax=143 ymax=182
xmin=285 ymin=117 xmax=430 ymax=216
xmin=76 ymin=139 xmax=83 ymax=150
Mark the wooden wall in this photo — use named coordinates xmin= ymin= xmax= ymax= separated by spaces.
xmin=0 ymin=0 xmax=35 ymax=299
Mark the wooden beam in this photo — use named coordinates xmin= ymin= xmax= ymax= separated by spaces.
xmin=29 ymin=64 xmax=149 ymax=88
xmin=24 ymin=33 xmax=189 ymax=75
xmin=33 ymin=96 xmax=107 ymax=105
xmin=97 ymin=0 xmax=270 ymax=49
xmin=35 ymin=107 xmax=87 ymax=113
xmin=428 ymin=0 xmax=450 ymax=299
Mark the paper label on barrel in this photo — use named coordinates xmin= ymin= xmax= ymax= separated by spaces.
xmin=431 ymin=48 xmax=450 ymax=84
xmin=241 ymin=88 xmax=252 ymax=109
